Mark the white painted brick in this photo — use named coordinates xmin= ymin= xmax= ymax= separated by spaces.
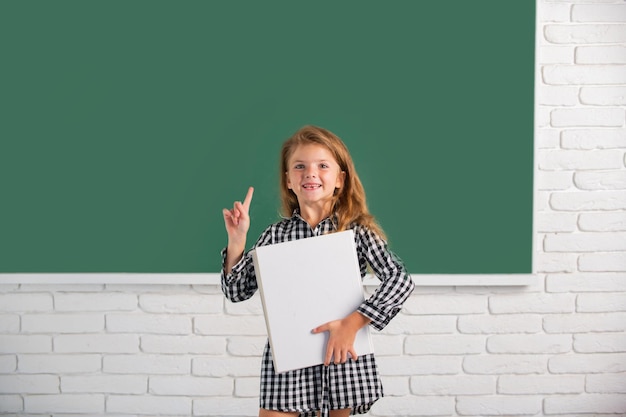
xmin=104 ymin=354 xmax=190 ymax=375
xmin=489 ymin=293 xmax=575 ymax=314
xmin=579 ymin=252 xmax=626 ymax=272
xmin=544 ymin=64 xmax=626 ymax=86
xmin=551 ymin=107 xmax=624 ymax=127
xmin=0 ymin=375 xmax=58 ymax=394
xmin=140 ymin=335 xmax=225 ymax=354
xmin=405 ymin=335 xmax=484 ymax=355
xmin=224 ymin=293 xmax=263 ymax=315
xmin=537 ymin=45 xmax=575 ymax=64
xmin=463 ymin=355 xmax=548 ymax=375
xmin=550 ymin=191 xmax=626 ymax=211
xmin=0 ymin=315 xmax=19 ymax=333
xmin=586 ymin=373 xmax=626 ymax=393
xmin=24 ymin=394 xmax=105 ymax=414
xmin=544 ymin=393 xmax=626 ymax=414
xmin=577 ymin=46 xmax=626 ymax=64
xmin=537 ymin=171 xmax=575 ymax=191
xmin=577 ymin=292 xmax=626 ymax=313
xmin=54 ymin=292 xmax=137 ymax=312
xmin=536 ymin=128 xmax=561 ymax=148
xmin=139 ymin=293 xmax=222 ymax=314
xmin=539 ymin=150 xmax=623 ymax=170
xmin=0 ymin=355 xmax=16 ymax=372
xmin=0 ymin=394 xmax=22 ymax=412
xmin=106 ymin=395 xmax=190 ymax=415
xmin=487 ymin=334 xmax=571 ymax=354
xmin=227 ymin=336 xmax=267 ymax=356
xmin=535 ymin=252 xmax=578 ymax=273
xmin=234 ymin=376 xmax=260 ymax=397
xmin=579 ymin=212 xmax=626 ymax=232
xmin=371 ymin=334 xmax=404 ymax=356
xmin=545 ymin=24 xmax=626 ymax=44
xmin=537 ymin=86 xmax=579 ymax=106
xmin=409 ymin=375 xmax=494 ymax=395
xmin=536 ymin=106 xmax=552 ymax=128
xmin=379 ymin=376 xmax=410 ymax=396
xmin=574 ymin=333 xmax=626 ymax=353
xmin=544 ymin=313 xmax=626 ymax=333
xmin=0 ymin=293 xmax=53 ymax=312
xmin=194 ymin=315 xmax=266 ymax=336
xmin=377 ymin=356 xmax=461 ymax=376
xmin=106 ymin=314 xmax=191 ymax=335
xmin=539 ymin=2 xmax=571 ymax=22
xmin=458 ymin=314 xmax=542 ymax=334
xmin=381 ymin=314 xmax=457 ymax=335
xmin=22 ymin=313 xmax=104 ymax=334
xmin=498 ymin=374 xmax=584 ymax=394
xmin=0 ymin=335 xmax=51 ymax=354
xmin=192 ymin=357 xmax=260 ymax=377
xmin=535 ymin=212 xmax=577 ymax=232
xmin=544 ymin=231 xmax=626 ymax=252
xmin=61 ymin=375 xmax=146 ymax=394
xmin=575 ymin=171 xmax=626 ymax=190
xmin=18 ymin=354 xmax=101 ymax=374
xmin=149 ymin=375 xmax=231 ymax=396
xmin=368 ymin=395 xmax=453 ymax=417
xmin=54 ymin=334 xmax=139 ymax=353
xmin=581 ymin=86 xmax=626 ymax=106
xmin=456 ymin=395 xmax=542 ymax=416
xmin=536 ymin=190 xmax=551 ymax=211
xmin=572 ymin=4 xmax=626 ymax=22
xmin=193 ymin=396 xmax=260 ymax=417
xmin=403 ymin=295 xmax=486 ymax=315
xmin=547 ymin=273 xmax=626 ymax=292
xmin=561 ymin=128 xmax=626 ymax=149
xmin=550 ymin=353 xmax=626 ymax=374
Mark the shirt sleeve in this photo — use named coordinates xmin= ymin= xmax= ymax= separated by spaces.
xmin=220 ymin=226 xmax=273 ymax=303
xmin=354 ymin=225 xmax=415 ymax=331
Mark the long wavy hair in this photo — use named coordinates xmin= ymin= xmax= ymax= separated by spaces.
xmin=279 ymin=125 xmax=385 ymax=239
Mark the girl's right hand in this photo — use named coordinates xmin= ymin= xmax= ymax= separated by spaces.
xmin=222 ymin=186 xmax=254 ymax=246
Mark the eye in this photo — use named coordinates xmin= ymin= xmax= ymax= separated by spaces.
xmin=320 ymin=163 xmax=329 ymax=169
xmin=294 ymin=164 xmax=304 ymax=169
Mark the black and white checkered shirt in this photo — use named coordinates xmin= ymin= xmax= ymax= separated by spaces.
xmin=221 ymin=211 xmax=415 ymax=416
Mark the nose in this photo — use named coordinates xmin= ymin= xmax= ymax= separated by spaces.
xmin=305 ymin=167 xmax=316 ymax=178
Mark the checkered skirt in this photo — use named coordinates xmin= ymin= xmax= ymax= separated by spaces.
xmin=259 ymin=341 xmax=383 ymax=416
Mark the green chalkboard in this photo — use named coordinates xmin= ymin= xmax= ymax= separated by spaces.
xmin=0 ymin=1 xmax=534 ymax=274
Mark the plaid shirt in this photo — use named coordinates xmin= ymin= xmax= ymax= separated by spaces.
xmin=221 ymin=211 xmax=414 ymax=331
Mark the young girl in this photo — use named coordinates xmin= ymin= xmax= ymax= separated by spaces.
xmin=221 ymin=125 xmax=414 ymax=417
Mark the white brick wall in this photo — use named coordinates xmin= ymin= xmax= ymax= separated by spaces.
xmin=1 ymin=1 xmax=625 ymax=416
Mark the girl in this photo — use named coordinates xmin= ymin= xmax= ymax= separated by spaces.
xmin=221 ymin=125 xmax=414 ymax=417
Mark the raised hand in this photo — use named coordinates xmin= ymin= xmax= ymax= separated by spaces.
xmin=222 ymin=187 xmax=254 ymax=272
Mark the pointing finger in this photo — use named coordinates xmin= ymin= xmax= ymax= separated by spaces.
xmin=242 ymin=187 xmax=254 ymax=210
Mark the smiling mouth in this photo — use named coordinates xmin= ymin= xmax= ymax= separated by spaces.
xmin=302 ymin=184 xmax=321 ymax=190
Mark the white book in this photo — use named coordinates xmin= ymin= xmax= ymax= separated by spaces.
xmin=251 ymin=229 xmax=374 ymax=373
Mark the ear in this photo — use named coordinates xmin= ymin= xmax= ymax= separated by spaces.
xmin=336 ymin=171 xmax=346 ymax=189
xmin=286 ymin=171 xmax=292 ymax=189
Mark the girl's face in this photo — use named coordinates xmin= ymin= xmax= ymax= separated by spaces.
xmin=286 ymin=143 xmax=345 ymax=212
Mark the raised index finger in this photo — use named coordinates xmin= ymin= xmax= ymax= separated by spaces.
xmin=242 ymin=186 xmax=254 ymax=210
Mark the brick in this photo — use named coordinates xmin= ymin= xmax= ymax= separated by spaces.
xmin=535 ymin=212 xmax=577 ymax=232
xmin=498 ymin=375 xmax=584 ymax=394
xmin=106 ymin=395 xmax=190 ymax=415
xmin=0 ymin=375 xmax=59 ymax=394
xmin=192 ymin=357 xmax=260 ymax=377
xmin=550 ymin=191 xmax=626 ymax=211
xmin=0 ymin=355 xmax=16 ymax=372
xmin=104 ymin=354 xmax=190 ymax=375
xmin=227 ymin=336 xmax=267 ymax=356
xmin=457 ymin=314 xmax=542 ymax=334
xmin=535 ymin=128 xmax=561 ymax=148
xmin=580 ymin=86 xmax=626 ymax=105
xmin=194 ymin=315 xmax=266 ymax=336
xmin=25 ymin=394 xmax=105 ymax=414
xmin=193 ymin=397 xmax=262 ymax=417
xmin=549 ymin=353 xmax=626 ymax=374
xmin=18 ymin=354 xmax=101 ymax=374
xmin=0 ymin=335 xmax=51 ymax=354
xmin=140 ymin=335 xmax=225 ymax=354
xmin=536 ymin=171 xmax=575 ymax=191
xmin=22 ymin=314 xmax=104 ymax=333
xmin=149 ymin=375 xmax=231 ymax=396
xmin=368 ymin=395 xmax=453 ymax=417
xmin=574 ymin=333 xmax=626 ymax=353
xmin=551 ymin=107 xmax=624 ymax=127
xmin=537 ymin=45 xmax=575 ymax=64
xmin=0 ymin=395 xmax=22 ymax=412
xmin=537 ymin=86 xmax=579 ymax=106
xmin=586 ymin=373 xmax=626 ymax=393
xmin=561 ymin=128 xmax=626 ymax=149
xmin=405 ymin=335 xmax=484 ymax=355
xmin=139 ymin=293 xmax=222 ymax=314
xmin=463 ymin=355 xmax=548 ymax=375
xmin=456 ymin=395 xmax=542 ymax=416
xmin=547 ymin=273 xmax=626 ymax=292
xmin=381 ymin=314 xmax=457 ymax=335
xmin=539 ymin=2 xmax=571 ymax=22
xmin=545 ymin=64 xmax=626 ymax=86
xmin=487 ymin=334 xmax=571 ymax=354
xmin=575 ymin=171 xmax=626 ymax=190
xmin=409 ymin=375 xmax=494 ymax=395
xmin=234 ymin=376 xmax=260 ymax=397
xmin=0 ymin=315 xmax=19 ymax=333
xmin=579 ymin=212 xmax=626 ymax=232
xmin=535 ymin=252 xmax=578 ymax=273
xmin=544 ymin=313 xmax=626 ymax=333
xmin=489 ymin=293 xmax=574 ymax=314
xmin=577 ymin=46 xmax=626 ymax=64
xmin=106 ymin=314 xmax=191 ymax=335
xmin=577 ymin=292 xmax=626 ymax=313
xmin=545 ymin=24 xmax=626 ymax=44
xmin=579 ymin=253 xmax=626 ymax=272
xmin=54 ymin=292 xmax=137 ymax=312
xmin=371 ymin=334 xmax=404 ymax=356
xmin=62 ymin=375 xmax=146 ymax=394
xmin=54 ymin=334 xmax=139 ymax=353
xmin=377 ymin=356 xmax=461 ymax=376
xmin=0 ymin=294 xmax=53 ymax=313
xmin=572 ymin=4 xmax=626 ymax=22
xmin=539 ymin=150 xmax=623 ymax=170
xmin=402 ymin=295 xmax=486 ymax=315
xmin=224 ymin=293 xmax=263 ymax=315
xmin=379 ymin=376 xmax=410 ymax=397
xmin=544 ymin=232 xmax=626 ymax=252
xmin=544 ymin=394 xmax=626 ymax=414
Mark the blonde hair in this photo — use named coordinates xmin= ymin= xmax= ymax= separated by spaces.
xmin=279 ymin=125 xmax=385 ymax=239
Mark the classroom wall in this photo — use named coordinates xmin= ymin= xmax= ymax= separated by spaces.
xmin=1 ymin=1 xmax=625 ymax=416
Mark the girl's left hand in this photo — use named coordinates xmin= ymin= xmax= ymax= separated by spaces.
xmin=312 ymin=311 xmax=370 ymax=366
